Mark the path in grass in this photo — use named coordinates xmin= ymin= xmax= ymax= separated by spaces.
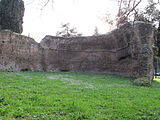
xmin=0 ymin=72 xmax=160 ymax=120
xmin=48 ymin=74 xmax=95 ymax=89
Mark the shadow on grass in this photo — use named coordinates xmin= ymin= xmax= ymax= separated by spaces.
xmin=152 ymin=77 xmax=160 ymax=87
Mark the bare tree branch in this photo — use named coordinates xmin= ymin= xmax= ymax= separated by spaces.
xmin=40 ymin=0 xmax=49 ymax=10
xmin=125 ymin=0 xmax=142 ymax=18
xmin=25 ymin=0 xmax=35 ymax=5
xmin=116 ymin=0 xmax=142 ymax=26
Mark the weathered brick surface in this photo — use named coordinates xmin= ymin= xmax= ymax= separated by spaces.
xmin=40 ymin=22 xmax=154 ymax=80
xmin=0 ymin=30 xmax=43 ymax=71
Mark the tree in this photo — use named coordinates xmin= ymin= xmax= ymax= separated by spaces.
xmin=157 ymin=23 xmax=160 ymax=56
xmin=56 ymin=23 xmax=82 ymax=37
xmin=116 ymin=0 xmax=142 ymax=26
xmin=39 ymin=0 xmax=54 ymax=10
xmin=134 ymin=0 xmax=160 ymax=23
xmin=0 ymin=0 xmax=24 ymax=33
xmin=93 ymin=27 xmax=99 ymax=36
xmin=105 ymin=0 xmax=142 ymax=27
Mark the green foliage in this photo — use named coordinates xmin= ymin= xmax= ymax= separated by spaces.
xmin=56 ymin=23 xmax=82 ymax=37
xmin=0 ymin=72 xmax=160 ymax=120
xmin=134 ymin=0 xmax=160 ymax=23
xmin=93 ymin=26 xmax=99 ymax=36
xmin=133 ymin=77 xmax=152 ymax=87
xmin=152 ymin=45 xmax=159 ymax=56
xmin=134 ymin=12 xmax=150 ymax=22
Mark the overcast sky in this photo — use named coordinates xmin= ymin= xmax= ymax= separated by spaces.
xmin=22 ymin=0 xmax=147 ymax=42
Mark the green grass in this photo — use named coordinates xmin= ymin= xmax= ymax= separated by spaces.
xmin=0 ymin=72 xmax=160 ymax=120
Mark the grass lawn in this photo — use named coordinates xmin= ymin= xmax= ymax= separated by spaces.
xmin=0 ymin=72 xmax=160 ymax=120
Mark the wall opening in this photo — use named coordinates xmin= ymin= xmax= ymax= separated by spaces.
xmin=20 ymin=68 xmax=29 ymax=72
xmin=60 ymin=69 xmax=69 ymax=72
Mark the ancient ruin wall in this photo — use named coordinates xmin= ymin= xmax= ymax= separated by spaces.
xmin=40 ymin=22 xmax=154 ymax=80
xmin=0 ymin=0 xmax=154 ymax=79
xmin=0 ymin=22 xmax=154 ymax=80
xmin=0 ymin=30 xmax=43 ymax=71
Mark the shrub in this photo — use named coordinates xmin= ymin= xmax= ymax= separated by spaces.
xmin=133 ymin=77 xmax=152 ymax=87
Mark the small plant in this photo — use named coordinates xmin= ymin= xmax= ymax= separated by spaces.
xmin=133 ymin=77 xmax=152 ymax=87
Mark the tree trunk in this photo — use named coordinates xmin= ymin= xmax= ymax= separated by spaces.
xmin=0 ymin=0 xmax=25 ymax=33
xmin=157 ymin=20 xmax=160 ymax=56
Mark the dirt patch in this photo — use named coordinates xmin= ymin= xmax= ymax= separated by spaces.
xmin=48 ymin=75 xmax=95 ymax=88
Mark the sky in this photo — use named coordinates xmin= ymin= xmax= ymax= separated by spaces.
xmin=22 ymin=0 xmax=147 ymax=42
xmin=22 ymin=0 xmax=119 ymax=42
